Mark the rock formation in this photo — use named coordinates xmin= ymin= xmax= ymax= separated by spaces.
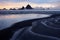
xmin=26 ymin=4 xmax=33 ymax=9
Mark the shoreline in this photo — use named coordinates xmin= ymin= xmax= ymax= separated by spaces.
xmin=0 ymin=14 xmax=60 ymax=40
xmin=0 ymin=17 xmax=50 ymax=40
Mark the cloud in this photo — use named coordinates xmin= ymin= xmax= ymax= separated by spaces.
xmin=0 ymin=2 xmax=59 ymax=9
xmin=0 ymin=0 xmax=60 ymax=9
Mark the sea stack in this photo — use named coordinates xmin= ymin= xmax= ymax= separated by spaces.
xmin=21 ymin=6 xmax=24 ymax=10
xmin=26 ymin=4 xmax=33 ymax=9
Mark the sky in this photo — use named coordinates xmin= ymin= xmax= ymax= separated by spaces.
xmin=0 ymin=0 xmax=60 ymax=9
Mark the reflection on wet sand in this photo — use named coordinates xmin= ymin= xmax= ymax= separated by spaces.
xmin=0 ymin=14 xmax=51 ymax=30
xmin=0 ymin=14 xmax=50 ymax=19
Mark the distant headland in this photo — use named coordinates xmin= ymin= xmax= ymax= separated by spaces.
xmin=0 ymin=4 xmax=33 ymax=10
xmin=0 ymin=4 xmax=52 ymax=10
